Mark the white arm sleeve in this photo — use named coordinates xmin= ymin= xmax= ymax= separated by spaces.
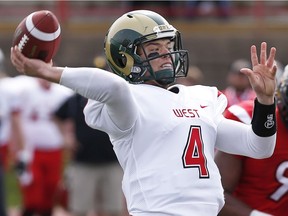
xmin=59 ymin=67 xmax=138 ymax=131
xmin=215 ymin=117 xmax=276 ymax=159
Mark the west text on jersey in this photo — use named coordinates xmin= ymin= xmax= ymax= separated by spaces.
xmin=172 ymin=109 xmax=200 ymax=118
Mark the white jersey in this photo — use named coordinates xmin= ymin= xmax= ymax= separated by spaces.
xmin=0 ymin=76 xmax=36 ymax=147
xmin=0 ymin=77 xmax=14 ymax=145
xmin=13 ymin=77 xmax=73 ymax=150
xmin=60 ymin=67 xmax=276 ymax=216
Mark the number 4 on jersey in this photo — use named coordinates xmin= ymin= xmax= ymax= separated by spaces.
xmin=182 ymin=126 xmax=209 ymax=178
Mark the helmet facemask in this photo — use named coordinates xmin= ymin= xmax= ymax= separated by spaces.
xmin=130 ymin=31 xmax=189 ymax=86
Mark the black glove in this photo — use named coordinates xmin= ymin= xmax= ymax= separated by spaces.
xmin=14 ymin=160 xmax=28 ymax=176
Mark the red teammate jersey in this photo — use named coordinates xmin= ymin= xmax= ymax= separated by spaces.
xmin=224 ymin=100 xmax=288 ymax=215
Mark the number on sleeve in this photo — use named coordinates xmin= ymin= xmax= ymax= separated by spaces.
xmin=182 ymin=126 xmax=209 ymax=178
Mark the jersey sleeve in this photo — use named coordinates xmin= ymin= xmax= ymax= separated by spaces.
xmin=213 ymin=90 xmax=228 ymax=125
xmin=222 ymin=100 xmax=255 ymax=160
xmin=216 ymin=115 xmax=276 ymax=159
xmin=224 ymin=100 xmax=254 ymax=124
xmin=59 ymin=67 xmax=138 ymax=135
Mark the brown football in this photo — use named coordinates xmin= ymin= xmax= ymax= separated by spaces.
xmin=12 ymin=10 xmax=61 ymax=63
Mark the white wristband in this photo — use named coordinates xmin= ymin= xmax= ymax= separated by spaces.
xmin=250 ymin=209 xmax=272 ymax=216
xmin=17 ymin=149 xmax=32 ymax=163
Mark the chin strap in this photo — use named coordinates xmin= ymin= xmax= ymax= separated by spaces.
xmin=154 ymin=69 xmax=175 ymax=85
xmin=156 ymin=78 xmax=175 ymax=86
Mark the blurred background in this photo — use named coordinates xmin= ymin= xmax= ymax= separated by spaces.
xmin=1 ymin=1 xmax=288 ymax=89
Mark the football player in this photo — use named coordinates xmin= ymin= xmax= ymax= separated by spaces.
xmin=11 ymin=10 xmax=277 ymax=216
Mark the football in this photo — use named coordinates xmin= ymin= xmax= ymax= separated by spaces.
xmin=12 ymin=10 xmax=61 ymax=63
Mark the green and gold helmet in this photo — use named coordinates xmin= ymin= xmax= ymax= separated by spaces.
xmin=104 ymin=10 xmax=189 ymax=85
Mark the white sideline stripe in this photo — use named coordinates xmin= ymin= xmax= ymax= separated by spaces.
xmin=25 ymin=12 xmax=61 ymax=42
xmin=228 ymin=105 xmax=252 ymax=124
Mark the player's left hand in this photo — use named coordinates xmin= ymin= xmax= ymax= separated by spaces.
xmin=240 ymin=42 xmax=277 ymax=105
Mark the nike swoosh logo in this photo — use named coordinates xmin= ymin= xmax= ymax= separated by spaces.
xmin=200 ymin=105 xmax=208 ymax=108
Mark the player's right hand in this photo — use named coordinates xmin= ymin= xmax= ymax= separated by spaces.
xmin=10 ymin=46 xmax=62 ymax=83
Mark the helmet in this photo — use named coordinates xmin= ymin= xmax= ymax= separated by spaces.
xmin=276 ymin=69 xmax=288 ymax=127
xmin=104 ymin=10 xmax=189 ymax=85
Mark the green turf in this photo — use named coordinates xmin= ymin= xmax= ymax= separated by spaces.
xmin=5 ymin=168 xmax=21 ymax=207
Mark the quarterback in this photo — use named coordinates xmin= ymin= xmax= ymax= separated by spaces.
xmin=11 ymin=10 xmax=277 ymax=216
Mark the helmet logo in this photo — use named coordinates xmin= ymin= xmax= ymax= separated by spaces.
xmin=153 ymin=25 xmax=173 ymax=33
xmin=131 ymin=66 xmax=141 ymax=73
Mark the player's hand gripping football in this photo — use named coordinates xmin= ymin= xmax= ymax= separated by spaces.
xmin=11 ymin=45 xmax=49 ymax=75
xmin=240 ymin=42 xmax=277 ymax=105
xmin=10 ymin=46 xmax=62 ymax=83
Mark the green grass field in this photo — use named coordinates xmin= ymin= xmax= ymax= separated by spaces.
xmin=5 ymin=168 xmax=22 ymax=208
xmin=4 ymin=153 xmax=71 ymax=211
